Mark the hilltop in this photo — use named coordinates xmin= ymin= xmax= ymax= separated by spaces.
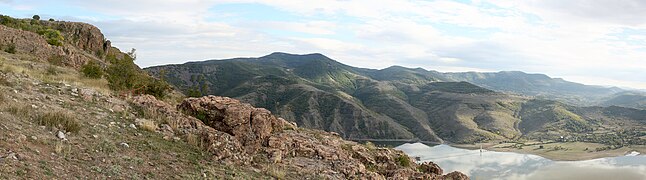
xmin=0 ymin=15 xmax=467 ymax=179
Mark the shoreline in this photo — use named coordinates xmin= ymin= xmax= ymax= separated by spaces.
xmin=450 ymin=142 xmax=646 ymax=161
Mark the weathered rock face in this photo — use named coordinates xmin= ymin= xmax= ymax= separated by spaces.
xmin=419 ymin=161 xmax=443 ymax=175
xmin=0 ymin=25 xmax=63 ymax=59
xmin=42 ymin=21 xmax=110 ymax=56
xmin=178 ymin=96 xmax=293 ymax=153
xmin=0 ymin=21 xmax=114 ymax=69
xmin=131 ymin=95 xmax=248 ymax=162
xmin=132 ymin=95 xmax=469 ymax=179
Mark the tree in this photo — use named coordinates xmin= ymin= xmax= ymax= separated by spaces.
xmin=48 ymin=18 xmax=55 ymax=22
xmin=127 ymin=48 xmax=137 ymax=60
xmin=32 ymin=15 xmax=40 ymax=20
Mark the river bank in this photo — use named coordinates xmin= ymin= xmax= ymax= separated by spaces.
xmin=452 ymin=142 xmax=646 ymax=161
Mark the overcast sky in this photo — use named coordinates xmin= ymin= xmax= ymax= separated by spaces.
xmin=1 ymin=0 xmax=645 ymax=89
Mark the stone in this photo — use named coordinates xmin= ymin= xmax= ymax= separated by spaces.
xmin=30 ymin=136 xmax=37 ymax=141
xmin=442 ymin=171 xmax=469 ymax=180
xmin=129 ymin=124 xmax=137 ymax=129
xmin=17 ymin=134 xmax=27 ymax=142
xmin=120 ymin=142 xmax=130 ymax=148
xmin=56 ymin=131 xmax=66 ymax=140
xmin=419 ymin=161 xmax=443 ymax=175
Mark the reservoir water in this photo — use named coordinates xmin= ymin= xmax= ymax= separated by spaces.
xmin=394 ymin=143 xmax=646 ymax=180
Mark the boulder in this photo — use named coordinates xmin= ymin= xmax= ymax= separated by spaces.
xmin=419 ymin=161 xmax=443 ymax=175
xmin=178 ymin=96 xmax=290 ymax=153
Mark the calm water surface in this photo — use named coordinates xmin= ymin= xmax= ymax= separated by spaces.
xmin=394 ymin=143 xmax=646 ymax=180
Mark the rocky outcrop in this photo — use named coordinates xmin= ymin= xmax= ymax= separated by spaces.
xmin=178 ymin=96 xmax=293 ymax=153
xmin=42 ymin=21 xmax=110 ymax=56
xmin=0 ymin=21 xmax=115 ymax=69
xmin=131 ymin=95 xmax=248 ymax=162
xmin=131 ymin=95 xmax=469 ymax=179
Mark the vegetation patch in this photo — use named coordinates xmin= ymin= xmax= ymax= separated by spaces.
xmin=105 ymin=53 xmax=171 ymax=98
xmin=81 ymin=61 xmax=104 ymax=79
xmin=397 ymin=154 xmax=411 ymax=167
xmin=36 ymin=111 xmax=81 ymax=133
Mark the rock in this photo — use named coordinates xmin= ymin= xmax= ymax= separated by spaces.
xmin=56 ymin=131 xmax=66 ymax=140
xmin=92 ymin=135 xmax=98 ymax=139
xmin=130 ymin=95 xmax=465 ymax=178
xmin=419 ymin=161 xmax=443 ymax=175
xmin=30 ymin=136 xmax=37 ymax=141
xmin=17 ymin=134 xmax=27 ymax=142
xmin=442 ymin=171 xmax=469 ymax=180
xmin=6 ymin=153 xmax=17 ymax=160
xmin=178 ymin=96 xmax=291 ymax=153
xmin=129 ymin=124 xmax=137 ymax=129
xmin=119 ymin=142 xmax=130 ymax=148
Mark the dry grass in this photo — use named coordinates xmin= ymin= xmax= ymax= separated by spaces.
xmin=3 ymin=103 xmax=32 ymax=118
xmin=54 ymin=141 xmax=71 ymax=157
xmin=36 ymin=111 xmax=81 ymax=133
xmin=186 ymin=133 xmax=202 ymax=147
xmin=1 ymin=54 xmax=112 ymax=95
xmin=266 ymin=166 xmax=286 ymax=179
xmin=139 ymin=119 xmax=157 ymax=132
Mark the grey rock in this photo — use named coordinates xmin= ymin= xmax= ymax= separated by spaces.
xmin=56 ymin=131 xmax=66 ymax=140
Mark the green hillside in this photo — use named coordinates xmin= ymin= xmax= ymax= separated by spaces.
xmin=146 ymin=53 xmax=646 ymax=144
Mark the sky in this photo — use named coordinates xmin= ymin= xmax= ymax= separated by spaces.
xmin=1 ymin=0 xmax=645 ymax=89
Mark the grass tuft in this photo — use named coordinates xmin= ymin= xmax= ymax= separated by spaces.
xmin=139 ymin=119 xmax=157 ymax=132
xmin=266 ymin=166 xmax=286 ymax=179
xmin=36 ymin=111 xmax=81 ymax=133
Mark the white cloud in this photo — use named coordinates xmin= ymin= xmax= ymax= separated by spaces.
xmin=6 ymin=0 xmax=645 ymax=89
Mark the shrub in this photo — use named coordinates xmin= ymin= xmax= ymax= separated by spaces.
xmin=48 ymin=18 xmax=55 ymax=22
xmin=32 ymin=15 xmax=40 ymax=20
xmin=106 ymin=55 xmax=171 ymax=98
xmin=397 ymin=154 xmax=412 ymax=167
xmin=36 ymin=111 xmax=81 ymax=133
xmin=45 ymin=65 xmax=58 ymax=75
xmin=0 ymin=74 xmax=11 ymax=86
xmin=4 ymin=44 xmax=16 ymax=54
xmin=81 ymin=61 xmax=104 ymax=79
xmin=43 ymin=29 xmax=64 ymax=46
xmin=5 ymin=103 xmax=32 ymax=118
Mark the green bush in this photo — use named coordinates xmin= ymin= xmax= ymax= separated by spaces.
xmin=43 ymin=29 xmax=64 ymax=46
xmin=105 ymin=55 xmax=171 ymax=98
xmin=81 ymin=61 xmax=104 ymax=79
xmin=396 ymin=155 xmax=411 ymax=167
xmin=4 ymin=44 xmax=16 ymax=54
xmin=32 ymin=15 xmax=40 ymax=20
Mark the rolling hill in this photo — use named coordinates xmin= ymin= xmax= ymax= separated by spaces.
xmin=146 ymin=52 xmax=646 ymax=144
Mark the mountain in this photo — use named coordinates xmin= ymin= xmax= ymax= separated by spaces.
xmin=146 ymin=52 xmax=646 ymax=145
xmin=440 ymin=71 xmax=624 ymax=105
xmin=600 ymin=92 xmax=646 ymax=110
xmin=0 ymin=16 xmax=468 ymax=179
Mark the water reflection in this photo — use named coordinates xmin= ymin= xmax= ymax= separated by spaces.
xmin=395 ymin=143 xmax=646 ymax=180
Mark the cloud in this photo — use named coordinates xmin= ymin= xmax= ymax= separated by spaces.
xmin=3 ymin=0 xmax=645 ymax=89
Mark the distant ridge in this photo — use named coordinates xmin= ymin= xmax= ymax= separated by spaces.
xmin=145 ymin=52 xmax=646 ymax=144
